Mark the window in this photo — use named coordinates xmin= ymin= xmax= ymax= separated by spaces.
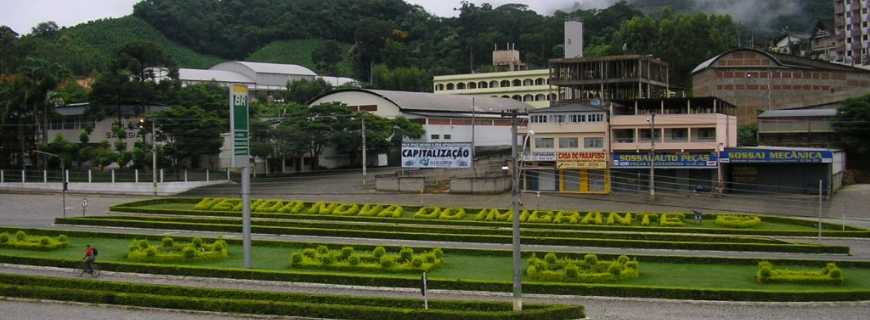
xmin=490 ymin=80 xmax=498 ymax=88
xmin=501 ymin=80 xmax=511 ymax=87
xmin=468 ymin=82 xmax=477 ymax=89
xmin=535 ymin=94 xmax=546 ymax=101
xmin=639 ymin=129 xmax=661 ymax=142
xmin=613 ymin=129 xmax=635 ymax=143
xmin=549 ymin=115 xmax=565 ymax=123
xmin=446 ymin=83 xmax=455 ymax=90
xmin=535 ymin=78 xmax=545 ymax=85
xmin=530 ymin=115 xmax=548 ymax=123
xmin=435 ymin=84 xmax=444 ymax=91
xmin=523 ymin=94 xmax=534 ymax=102
xmin=569 ymin=114 xmax=586 ymax=123
xmin=457 ymin=83 xmax=466 ymax=90
xmin=665 ymin=128 xmax=689 ymax=142
xmin=512 ymin=79 xmax=522 ymax=86
xmin=584 ymin=137 xmax=604 ymax=149
xmin=534 ymin=137 xmax=554 ymax=149
xmin=692 ymin=128 xmax=716 ymax=142
xmin=431 ymin=134 xmax=440 ymax=140
xmin=559 ymin=137 xmax=579 ymax=149
xmin=523 ymin=79 xmax=533 ymax=86
xmin=479 ymin=81 xmax=488 ymax=89
xmin=443 ymin=134 xmax=452 ymax=140
xmin=585 ymin=113 xmax=604 ymax=122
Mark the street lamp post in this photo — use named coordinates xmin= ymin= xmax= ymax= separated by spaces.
xmin=508 ymin=110 xmax=522 ymax=312
xmin=34 ymin=150 xmax=65 ymax=217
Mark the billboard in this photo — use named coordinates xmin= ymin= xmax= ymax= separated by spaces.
xmin=523 ymin=151 xmax=556 ymax=162
xmin=720 ymin=149 xmax=833 ymax=164
xmin=556 ymin=152 xmax=607 ymax=169
xmin=402 ymin=143 xmax=472 ymax=168
xmin=612 ymin=152 xmax=718 ymax=169
xmin=229 ymin=84 xmax=250 ymax=168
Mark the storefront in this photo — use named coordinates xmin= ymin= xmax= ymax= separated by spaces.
xmin=522 ymin=151 xmax=611 ymax=194
xmin=720 ymin=147 xmax=844 ymax=195
xmin=610 ymin=152 xmax=719 ymax=192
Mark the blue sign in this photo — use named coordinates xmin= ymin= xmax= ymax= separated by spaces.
xmin=720 ymin=149 xmax=833 ymax=164
xmin=612 ymin=152 xmax=718 ymax=169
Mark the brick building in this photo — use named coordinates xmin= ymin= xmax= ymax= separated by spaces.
xmin=692 ymin=48 xmax=870 ymax=125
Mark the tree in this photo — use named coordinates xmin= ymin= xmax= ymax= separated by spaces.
xmin=0 ymin=25 xmax=19 ymax=74
xmin=738 ymin=124 xmax=758 ymax=146
xmin=312 ymin=40 xmax=343 ymax=76
xmin=91 ymin=42 xmax=178 ymax=121
xmin=286 ymin=78 xmax=333 ymax=104
xmin=31 ymin=21 xmax=59 ymax=37
xmin=833 ymin=95 xmax=870 ymax=154
xmin=371 ymin=64 xmax=431 ymax=92
xmin=155 ymin=105 xmax=223 ymax=169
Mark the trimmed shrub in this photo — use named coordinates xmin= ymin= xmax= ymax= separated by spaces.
xmin=399 ymin=247 xmax=414 ymax=263
xmin=715 ymin=215 xmax=763 ymax=228
xmin=0 ymin=231 xmax=74 ymax=251
xmin=660 ymin=213 xmax=685 ymax=227
xmin=145 ymin=247 xmax=157 ymax=257
xmin=544 ymin=252 xmax=558 ymax=265
xmin=358 ymin=204 xmax=384 ymax=217
xmin=528 ymin=252 xmax=639 ymax=283
xmin=0 ymin=233 xmax=8 ymax=243
xmin=348 ymin=255 xmax=361 ymax=266
xmin=438 ymin=208 xmax=466 ymax=220
xmin=617 ymin=255 xmax=630 ymax=264
xmin=564 ymin=264 xmax=580 ymax=279
xmin=423 ymin=253 xmax=436 ymax=264
xmin=306 ymin=202 xmax=338 ymax=215
xmin=584 ymin=254 xmax=598 ymax=266
xmin=191 ymin=237 xmax=204 ymax=248
xmin=333 ymin=204 xmax=360 ymax=216
xmin=432 ymin=248 xmax=444 ymax=260
xmin=411 ymin=256 xmax=424 ymax=268
xmin=277 ymin=201 xmax=305 ymax=214
xmin=379 ymin=256 xmax=395 ymax=268
xmin=320 ymin=255 xmax=335 ymax=265
xmin=161 ymin=237 xmax=174 ymax=248
xmin=15 ymin=231 xmax=26 ymax=241
xmin=340 ymin=247 xmax=354 ymax=260
xmin=290 ymin=253 xmax=303 ymax=266
xmin=756 ymin=261 xmax=843 ymax=285
xmin=316 ymin=245 xmax=330 ymax=255
xmin=580 ymin=211 xmax=604 ymax=225
xmin=183 ymin=246 xmax=196 ymax=259
xmin=413 ymin=207 xmax=440 ymax=219
xmin=607 ymin=212 xmax=632 ymax=226
xmin=554 ymin=211 xmax=580 ymax=224
xmin=378 ymin=205 xmax=403 ymax=218
xmin=373 ymin=247 xmax=386 ymax=258
xmin=303 ymin=248 xmax=317 ymax=258
xmin=528 ymin=210 xmax=554 ymax=224
xmin=193 ymin=198 xmax=221 ymax=210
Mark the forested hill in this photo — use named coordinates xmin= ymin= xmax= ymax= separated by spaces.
xmin=9 ymin=0 xmax=832 ymax=86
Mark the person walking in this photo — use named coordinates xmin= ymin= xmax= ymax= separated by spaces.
xmin=82 ymin=244 xmax=97 ymax=275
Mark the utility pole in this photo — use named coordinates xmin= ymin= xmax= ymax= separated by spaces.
xmin=818 ymin=179 xmax=823 ymax=240
xmin=649 ymin=113 xmax=656 ymax=200
xmin=242 ymin=161 xmax=252 ymax=268
xmin=152 ymin=119 xmax=158 ymax=196
xmin=509 ymin=110 xmax=522 ymax=312
xmin=471 ymin=97 xmax=476 ymax=194
xmin=362 ymin=115 xmax=367 ymax=185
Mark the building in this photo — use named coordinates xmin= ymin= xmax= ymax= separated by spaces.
xmin=812 ymin=21 xmax=838 ymax=61
xmin=523 ymin=97 xmax=737 ymax=194
xmin=549 ymin=54 xmax=671 ymax=104
xmin=157 ymin=61 xmax=358 ymax=99
xmin=833 ymin=0 xmax=870 ymax=66
xmin=770 ymin=33 xmax=811 ymax=56
xmin=692 ymin=48 xmax=870 ymax=125
xmin=757 ymin=102 xmax=840 ymax=148
xmin=524 ymin=103 xmax=610 ymax=194
xmin=48 ymin=103 xmax=166 ymax=153
xmin=720 ymin=146 xmax=846 ymax=194
xmin=433 ymin=69 xmax=556 ymax=108
xmin=306 ymin=89 xmax=530 ymax=169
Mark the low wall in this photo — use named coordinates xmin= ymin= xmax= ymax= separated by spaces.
xmin=450 ymin=176 xmax=511 ymax=194
xmin=0 ymin=181 xmax=228 ymax=196
xmin=375 ymin=176 xmax=424 ymax=193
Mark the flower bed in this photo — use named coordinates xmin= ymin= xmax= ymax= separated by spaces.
xmin=716 ymin=215 xmax=763 ymax=228
xmin=526 ymin=252 xmax=640 ymax=283
xmin=290 ymin=245 xmax=444 ymax=273
xmin=0 ymin=231 xmax=68 ymax=250
xmin=126 ymin=237 xmax=229 ymax=262
xmin=756 ymin=261 xmax=844 ymax=285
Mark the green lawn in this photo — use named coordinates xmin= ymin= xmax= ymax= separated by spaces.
xmin=141 ymin=202 xmax=829 ymax=233
xmin=5 ymin=235 xmax=869 ymax=291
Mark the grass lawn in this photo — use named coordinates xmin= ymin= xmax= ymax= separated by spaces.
xmin=141 ymin=202 xmax=828 ymax=233
xmin=3 ymin=235 xmax=868 ymax=291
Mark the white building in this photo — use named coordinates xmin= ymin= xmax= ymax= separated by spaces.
xmin=307 ymin=89 xmax=530 ymax=168
xmin=157 ymin=61 xmax=358 ymax=92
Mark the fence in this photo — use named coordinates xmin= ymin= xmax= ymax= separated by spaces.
xmin=0 ymin=169 xmax=231 ymax=184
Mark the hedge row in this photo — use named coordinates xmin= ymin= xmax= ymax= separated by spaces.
xmin=290 ymin=245 xmax=444 ymax=274
xmin=0 ymin=282 xmax=582 ymax=320
xmin=716 ymin=215 xmax=763 ymax=228
xmin=0 ymin=230 xmax=68 ymax=250
xmin=112 ymin=199 xmax=870 ymax=237
xmin=56 ymin=217 xmax=851 ymax=254
xmin=526 ymin=253 xmax=640 ymax=283
xmin=75 ymin=214 xmax=787 ymax=245
xmin=1 ymin=254 xmax=868 ymax=302
xmin=757 ymin=261 xmax=844 ymax=286
xmin=127 ymin=237 xmax=229 ymax=263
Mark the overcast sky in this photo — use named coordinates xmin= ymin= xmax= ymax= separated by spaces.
xmin=2 ymin=0 xmax=598 ymax=35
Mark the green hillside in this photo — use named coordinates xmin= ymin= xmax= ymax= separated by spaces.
xmin=246 ymin=39 xmax=353 ymax=77
xmin=24 ymin=16 xmax=222 ymax=75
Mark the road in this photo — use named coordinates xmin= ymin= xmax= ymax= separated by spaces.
xmin=1 ymin=169 xmax=870 ymax=319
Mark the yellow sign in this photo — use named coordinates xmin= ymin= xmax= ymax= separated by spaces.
xmin=556 ymin=152 xmax=608 ymax=169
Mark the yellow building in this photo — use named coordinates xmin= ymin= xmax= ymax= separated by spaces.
xmin=433 ymin=69 xmax=557 ymax=109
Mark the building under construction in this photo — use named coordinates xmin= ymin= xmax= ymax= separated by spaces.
xmin=549 ymin=55 xmax=671 ymax=103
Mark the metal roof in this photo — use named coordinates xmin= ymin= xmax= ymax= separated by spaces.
xmin=233 ymin=61 xmax=317 ymax=76
xmin=315 ymin=89 xmax=529 ymax=113
xmin=758 ymin=109 xmax=838 ymax=118
xmin=528 ymin=103 xmax=607 ymax=114
xmin=317 ymin=76 xmax=358 ymax=87
xmin=54 ymin=103 xmax=167 ymax=117
xmin=692 ymin=48 xmax=869 ymax=74
xmin=179 ymin=68 xmax=255 ymax=83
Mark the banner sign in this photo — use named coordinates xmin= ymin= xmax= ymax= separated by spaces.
xmin=613 ymin=152 xmax=718 ymax=169
xmin=402 ymin=143 xmax=472 ymax=168
xmin=720 ymin=149 xmax=833 ymax=164
xmin=523 ymin=151 xmax=556 ymax=162
xmin=229 ymin=84 xmax=250 ymax=168
xmin=556 ymin=152 xmax=607 ymax=169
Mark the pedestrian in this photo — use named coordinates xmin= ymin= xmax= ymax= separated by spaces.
xmin=83 ymin=244 xmax=97 ymax=274
xmin=692 ymin=209 xmax=704 ymax=224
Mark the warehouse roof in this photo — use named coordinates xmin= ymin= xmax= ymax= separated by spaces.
xmin=230 ymin=61 xmax=317 ymax=76
xmin=312 ymin=89 xmax=529 ymax=113
xmin=692 ymin=48 xmax=868 ymax=74
xmin=758 ymin=108 xmax=838 ymax=118
xmin=179 ymin=68 xmax=255 ymax=84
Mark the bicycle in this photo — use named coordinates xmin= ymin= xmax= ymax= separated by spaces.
xmin=79 ymin=259 xmax=100 ymax=278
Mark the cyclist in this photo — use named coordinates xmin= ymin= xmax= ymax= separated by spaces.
xmin=82 ymin=244 xmax=97 ymax=275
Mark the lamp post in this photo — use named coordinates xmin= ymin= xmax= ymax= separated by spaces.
xmin=140 ymin=117 xmax=158 ymax=196
xmin=502 ymin=109 xmax=523 ymax=312
xmin=648 ymin=113 xmax=656 ymax=200
xmin=34 ymin=150 xmax=65 ymax=217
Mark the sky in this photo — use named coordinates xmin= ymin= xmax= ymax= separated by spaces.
xmin=2 ymin=0 xmax=594 ymax=35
